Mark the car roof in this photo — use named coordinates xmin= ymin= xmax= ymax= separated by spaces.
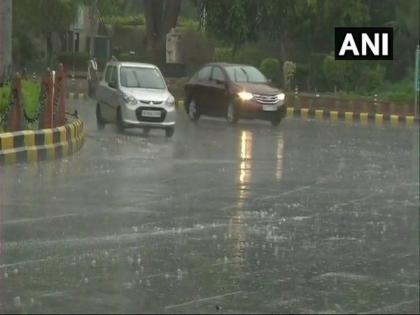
xmin=106 ymin=61 xmax=158 ymax=68
xmin=203 ymin=62 xmax=255 ymax=68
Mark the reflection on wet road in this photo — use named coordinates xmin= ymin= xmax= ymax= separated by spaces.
xmin=0 ymin=100 xmax=418 ymax=313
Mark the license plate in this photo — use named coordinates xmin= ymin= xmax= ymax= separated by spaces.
xmin=263 ymin=105 xmax=278 ymax=111
xmin=142 ymin=110 xmax=161 ymax=118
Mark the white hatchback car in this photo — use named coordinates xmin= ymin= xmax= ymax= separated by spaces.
xmin=96 ymin=61 xmax=176 ymax=137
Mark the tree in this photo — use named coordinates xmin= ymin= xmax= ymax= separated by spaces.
xmin=201 ymin=0 xmax=259 ymax=57
xmin=13 ymin=0 xmax=80 ymax=64
xmin=0 ymin=0 xmax=12 ymax=82
xmin=143 ymin=0 xmax=182 ymax=65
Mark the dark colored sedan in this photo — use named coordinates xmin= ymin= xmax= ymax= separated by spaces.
xmin=184 ymin=63 xmax=287 ymax=126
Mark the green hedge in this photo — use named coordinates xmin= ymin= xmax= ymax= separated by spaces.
xmin=103 ymin=15 xmax=145 ymax=26
xmin=260 ymin=58 xmax=281 ymax=83
xmin=1 ymin=80 xmax=40 ymax=127
xmin=379 ymin=79 xmax=415 ymax=104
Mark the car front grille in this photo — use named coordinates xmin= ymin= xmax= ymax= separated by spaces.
xmin=254 ymin=94 xmax=279 ymax=104
xmin=135 ymin=107 xmax=167 ymax=123
xmin=140 ymin=100 xmax=163 ymax=105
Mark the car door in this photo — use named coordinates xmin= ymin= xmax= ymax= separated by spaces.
xmin=99 ymin=65 xmax=115 ymax=121
xmin=194 ymin=66 xmax=212 ymax=114
xmin=104 ymin=65 xmax=120 ymax=121
xmin=97 ymin=64 xmax=110 ymax=117
xmin=208 ymin=66 xmax=229 ymax=117
xmin=109 ymin=65 xmax=120 ymax=120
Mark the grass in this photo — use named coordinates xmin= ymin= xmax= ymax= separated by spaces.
xmin=0 ymin=80 xmax=41 ymax=131
xmin=0 ymin=82 xmax=11 ymax=114
xmin=0 ymin=83 xmax=12 ymax=132
xmin=22 ymin=79 xmax=41 ymax=119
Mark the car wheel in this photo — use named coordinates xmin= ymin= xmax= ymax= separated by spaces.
xmin=96 ymin=103 xmax=106 ymax=130
xmin=165 ymin=126 xmax=175 ymax=138
xmin=116 ymin=107 xmax=125 ymax=133
xmin=188 ymin=99 xmax=200 ymax=121
xmin=271 ymin=118 xmax=282 ymax=127
xmin=226 ymin=102 xmax=238 ymax=124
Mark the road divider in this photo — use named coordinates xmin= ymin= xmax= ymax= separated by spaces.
xmin=0 ymin=119 xmax=85 ymax=165
xmin=286 ymin=107 xmax=417 ymax=127
xmin=175 ymin=101 xmax=416 ymax=127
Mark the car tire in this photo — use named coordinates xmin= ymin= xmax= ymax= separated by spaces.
xmin=188 ymin=99 xmax=200 ymax=121
xmin=226 ymin=102 xmax=238 ymax=124
xmin=165 ymin=126 xmax=175 ymax=138
xmin=116 ymin=107 xmax=125 ymax=133
xmin=96 ymin=103 xmax=106 ymax=130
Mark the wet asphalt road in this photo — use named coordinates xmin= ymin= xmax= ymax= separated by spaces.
xmin=0 ymin=99 xmax=419 ymax=314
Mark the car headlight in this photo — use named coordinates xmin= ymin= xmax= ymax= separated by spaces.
xmin=165 ymin=96 xmax=175 ymax=107
xmin=277 ymin=93 xmax=285 ymax=101
xmin=238 ymin=91 xmax=253 ymax=101
xmin=123 ymin=94 xmax=137 ymax=105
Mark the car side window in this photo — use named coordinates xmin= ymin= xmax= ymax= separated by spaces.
xmin=197 ymin=66 xmax=212 ymax=81
xmin=211 ymin=67 xmax=225 ymax=82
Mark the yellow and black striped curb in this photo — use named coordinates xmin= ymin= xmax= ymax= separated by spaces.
xmin=0 ymin=120 xmax=85 ymax=165
xmin=68 ymin=92 xmax=88 ymax=101
xmin=286 ymin=108 xmax=418 ymax=127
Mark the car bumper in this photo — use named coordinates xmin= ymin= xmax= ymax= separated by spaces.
xmin=237 ymin=100 xmax=287 ymax=120
xmin=121 ymin=105 xmax=176 ymax=128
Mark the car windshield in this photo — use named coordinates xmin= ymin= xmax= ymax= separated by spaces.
xmin=120 ymin=67 xmax=166 ymax=89
xmin=225 ymin=66 xmax=267 ymax=83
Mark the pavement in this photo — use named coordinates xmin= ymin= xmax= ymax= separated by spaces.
xmin=0 ymin=99 xmax=418 ymax=314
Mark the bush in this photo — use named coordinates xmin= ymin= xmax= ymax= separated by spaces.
xmin=294 ymin=63 xmax=310 ymax=90
xmin=259 ymin=58 xmax=281 ymax=83
xmin=356 ymin=64 xmax=386 ymax=93
xmin=13 ymin=33 xmax=39 ymax=68
xmin=308 ymin=53 xmax=329 ymax=91
xmin=322 ymin=56 xmax=386 ymax=93
xmin=103 ymin=15 xmax=145 ymax=26
xmin=177 ymin=17 xmax=200 ymax=30
xmin=213 ymin=47 xmax=234 ymax=63
xmin=112 ymin=25 xmax=147 ymax=59
xmin=322 ymin=55 xmax=350 ymax=91
xmin=379 ymin=79 xmax=415 ymax=104
xmin=57 ymin=52 xmax=90 ymax=71
xmin=234 ymin=44 xmax=267 ymax=67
